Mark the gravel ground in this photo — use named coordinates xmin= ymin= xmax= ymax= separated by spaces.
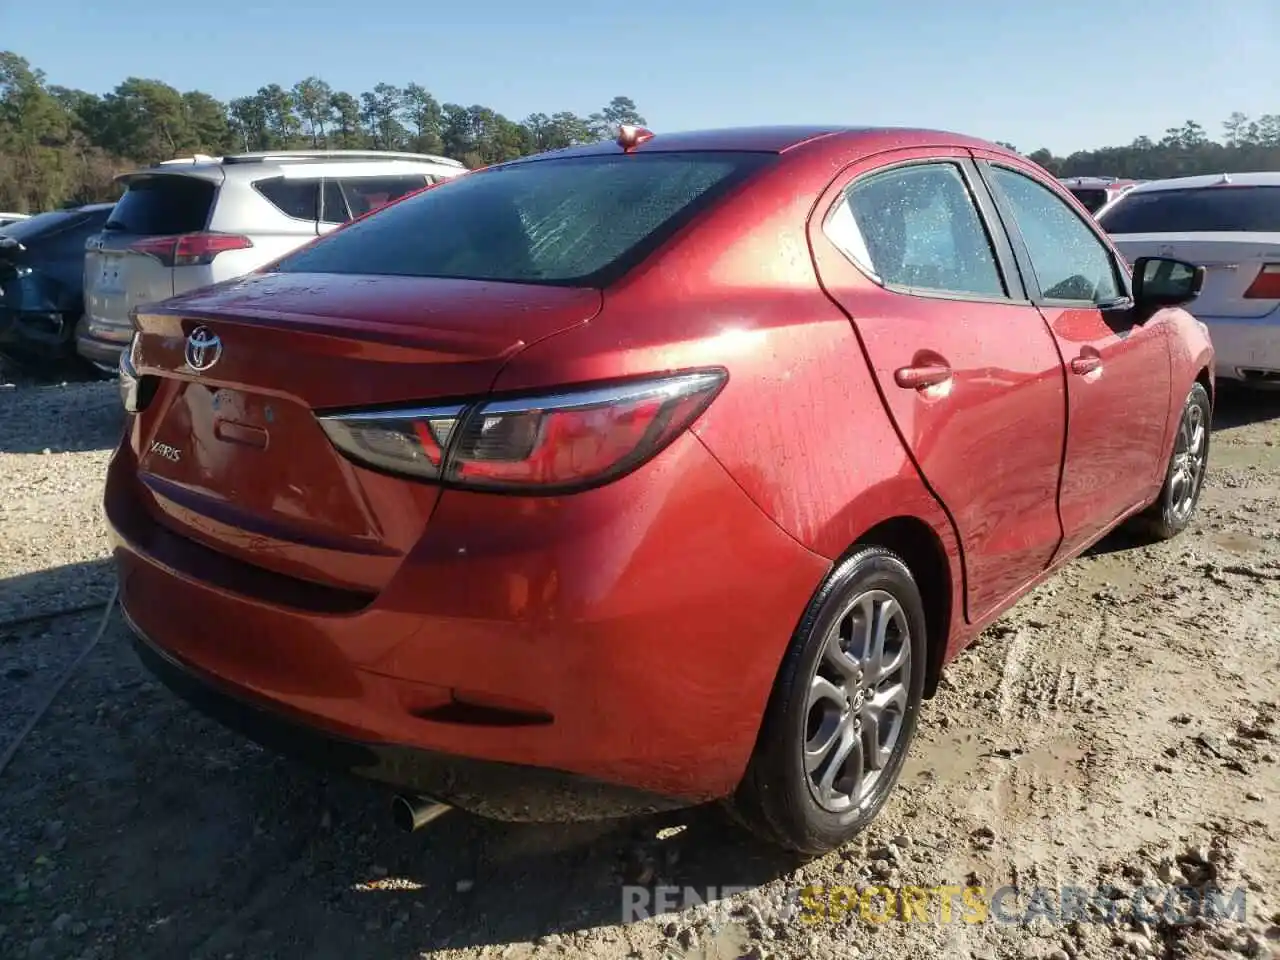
xmin=0 ymin=373 xmax=1277 ymax=960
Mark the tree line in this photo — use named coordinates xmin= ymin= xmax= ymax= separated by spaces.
xmin=2 ymin=49 xmax=1278 ymax=214
xmin=0 ymin=51 xmax=645 ymax=212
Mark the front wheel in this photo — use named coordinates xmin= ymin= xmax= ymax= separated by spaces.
xmin=727 ymin=547 xmax=927 ymax=855
xmin=1136 ymin=381 xmax=1211 ymax=541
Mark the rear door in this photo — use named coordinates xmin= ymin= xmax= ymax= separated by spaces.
xmin=84 ymin=173 xmax=219 ymax=346
xmin=975 ymin=155 xmax=1172 ymax=556
xmin=808 ymin=148 xmax=1069 ymax=624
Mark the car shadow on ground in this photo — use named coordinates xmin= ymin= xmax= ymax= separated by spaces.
xmin=0 ymin=560 xmax=804 ymax=959
xmin=1212 ymin=381 xmax=1280 ymax=430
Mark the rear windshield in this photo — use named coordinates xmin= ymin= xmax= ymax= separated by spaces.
xmin=1068 ymin=188 xmax=1109 ymax=213
xmin=271 ymin=152 xmax=772 ymax=286
xmin=104 ymin=175 xmax=215 ymax=235
xmin=1099 ymin=185 xmax=1280 ymax=234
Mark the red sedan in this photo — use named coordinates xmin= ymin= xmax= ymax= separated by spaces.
xmin=108 ymin=125 xmax=1213 ymax=854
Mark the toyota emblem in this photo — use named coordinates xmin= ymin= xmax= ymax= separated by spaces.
xmin=185 ymin=326 xmax=222 ymax=372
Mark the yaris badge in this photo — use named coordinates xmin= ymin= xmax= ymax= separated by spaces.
xmin=185 ymin=326 xmax=222 ymax=372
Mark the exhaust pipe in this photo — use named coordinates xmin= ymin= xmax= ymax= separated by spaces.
xmin=391 ymin=794 xmax=451 ymax=833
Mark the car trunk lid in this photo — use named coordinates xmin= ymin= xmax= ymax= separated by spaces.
xmin=1110 ymin=232 xmax=1280 ymax=319
xmin=128 ymin=271 xmax=602 ymax=591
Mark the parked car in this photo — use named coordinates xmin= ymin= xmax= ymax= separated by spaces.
xmin=0 ymin=212 xmax=31 ymax=229
xmin=78 ymin=150 xmax=469 ymax=371
xmin=1099 ymin=172 xmax=1280 ymax=389
xmin=107 ymin=125 xmax=1212 ymax=854
xmin=1059 ymin=176 xmax=1141 ymax=214
xmin=0 ymin=203 xmax=114 ymax=369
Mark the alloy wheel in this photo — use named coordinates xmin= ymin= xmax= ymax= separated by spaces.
xmin=1169 ymin=400 xmax=1207 ymax=522
xmin=802 ymin=589 xmax=911 ymax=813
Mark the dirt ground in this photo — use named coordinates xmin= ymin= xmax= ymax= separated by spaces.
xmin=0 ymin=370 xmax=1277 ymax=960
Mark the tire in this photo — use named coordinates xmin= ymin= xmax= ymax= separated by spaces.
xmin=1135 ymin=382 xmax=1211 ymax=541
xmin=727 ymin=546 xmax=927 ymax=855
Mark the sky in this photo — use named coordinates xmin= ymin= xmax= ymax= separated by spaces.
xmin=5 ymin=0 xmax=1277 ymax=156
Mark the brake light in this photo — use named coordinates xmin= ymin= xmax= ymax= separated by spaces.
xmin=317 ymin=371 xmax=727 ymax=493
xmin=1243 ymin=263 xmax=1280 ymax=299
xmin=128 ymin=232 xmax=252 ymax=268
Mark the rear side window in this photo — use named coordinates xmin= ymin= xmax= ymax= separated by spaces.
xmin=1098 ymin=186 xmax=1280 ymax=234
xmin=825 ymin=162 xmax=1007 ymax=299
xmin=105 ymin=176 xmax=214 ymax=235
xmin=255 ymin=177 xmax=319 ymax=221
xmin=340 ymin=175 xmax=430 ymax=218
xmin=272 ymin=153 xmax=771 ymax=286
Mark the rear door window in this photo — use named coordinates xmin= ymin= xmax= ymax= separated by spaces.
xmin=1098 ymin=186 xmax=1280 ymax=233
xmin=825 ymin=162 xmax=1008 ymax=299
xmin=104 ymin=175 xmax=215 ymax=236
xmin=321 ymin=180 xmax=350 ymax=225
xmin=255 ymin=177 xmax=320 ymax=222
xmin=338 ymin=175 xmax=431 ymax=218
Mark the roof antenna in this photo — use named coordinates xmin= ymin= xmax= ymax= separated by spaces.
xmin=1218 ymin=172 xmax=1233 ymax=185
xmin=616 ymin=124 xmax=655 ymax=152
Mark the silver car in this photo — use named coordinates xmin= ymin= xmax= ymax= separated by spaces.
xmin=79 ymin=150 xmax=467 ymax=369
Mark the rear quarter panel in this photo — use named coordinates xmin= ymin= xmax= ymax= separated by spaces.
xmin=489 ymin=146 xmax=967 ymax=650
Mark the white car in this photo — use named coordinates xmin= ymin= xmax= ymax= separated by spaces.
xmin=0 ymin=212 xmax=31 ymax=230
xmin=79 ymin=150 xmax=468 ymax=370
xmin=1099 ymin=172 xmax=1280 ymax=388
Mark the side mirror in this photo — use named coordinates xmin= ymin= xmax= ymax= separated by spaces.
xmin=1131 ymin=256 xmax=1205 ymax=309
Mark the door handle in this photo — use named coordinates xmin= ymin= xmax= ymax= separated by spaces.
xmin=1070 ymin=355 xmax=1102 ymax=376
xmin=894 ymin=363 xmax=952 ymax=390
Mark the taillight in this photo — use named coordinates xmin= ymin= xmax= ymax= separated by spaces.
xmin=1243 ymin=264 xmax=1280 ymax=299
xmin=317 ymin=370 xmax=727 ymax=493
xmin=127 ymin=232 xmax=252 ymax=268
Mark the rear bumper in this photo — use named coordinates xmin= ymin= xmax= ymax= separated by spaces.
xmin=126 ymin=614 xmax=686 ymax=820
xmin=105 ymin=430 xmax=829 ymax=819
xmin=1198 ymin=313 xmax=1280 ymax=383
xmin=76 ymin=314 xmax=132 ymax=369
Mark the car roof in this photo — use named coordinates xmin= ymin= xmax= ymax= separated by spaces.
xmin=499 ymin=125 xmax=1020 ymax=164
xmin=1125 ymin=171 xmax=1280 ymax=195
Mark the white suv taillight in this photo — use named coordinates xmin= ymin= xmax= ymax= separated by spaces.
xmin=317 ymin=370 xmax=727 ymax=493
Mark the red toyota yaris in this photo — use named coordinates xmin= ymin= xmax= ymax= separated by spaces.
xmin=107 ymin=126 xmax=1213 ymax=854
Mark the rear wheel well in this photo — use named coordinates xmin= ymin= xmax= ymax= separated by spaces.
xmin=1195 ymin=367 xmax=1213 ymax=412
xmin=852 ymin=517 xmax=952 ymax=699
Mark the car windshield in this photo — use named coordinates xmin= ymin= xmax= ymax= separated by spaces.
xmin=1098 ymin=185 xmax=1280 ymax=233
xmin=270 ymin=151 xmax=772 ymax=287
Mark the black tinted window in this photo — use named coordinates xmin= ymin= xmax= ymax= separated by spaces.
xmin=1069 ymin=188 xmax=1109 ymax=213
xmin=321 ymin=180 xmax=348 ymax=224
xmin=989 ymin=167 xmax=1122 ymax=303
xmin=340 ymin=175 xmax=429 ymax=218
xmin=273 ymin=153 xmax=770 ymax=286
xmin=826 ymin=162 xmax=1006 ymax=298
xmin=255 ymin=177 xmax=319 ymax=221
xmin=105 ymin=176 xmax=214 ymax=235
xmin=1098 ymin=186 xmax=1280 ymax=234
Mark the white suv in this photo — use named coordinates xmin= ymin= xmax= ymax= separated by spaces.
xmin=79 ymin=150 xmax=467 ymax=370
